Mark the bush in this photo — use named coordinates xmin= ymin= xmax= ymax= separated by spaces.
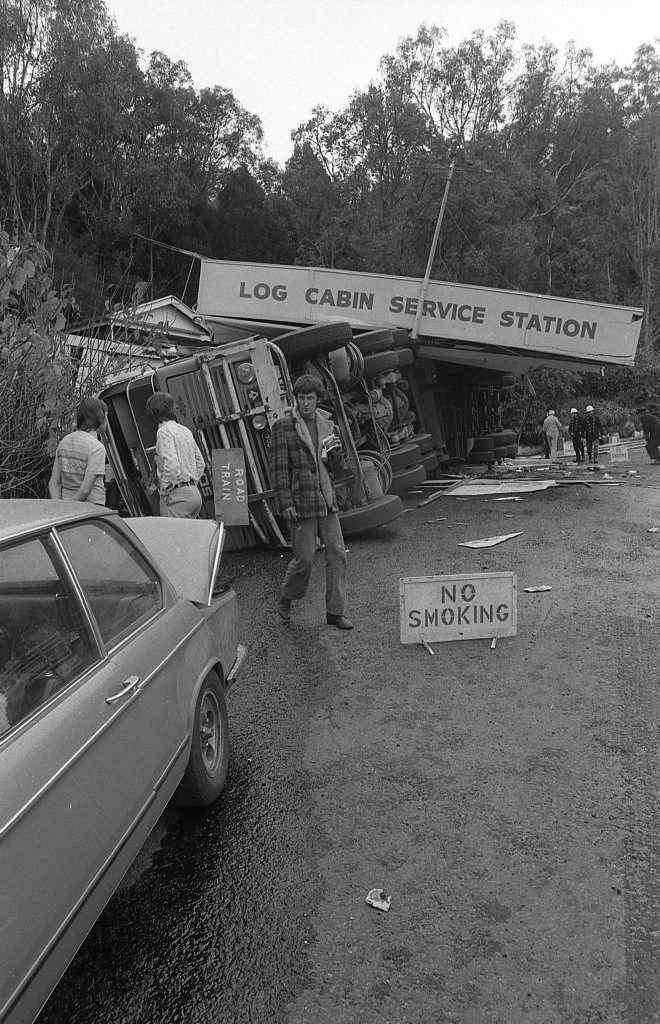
xmin=0 ymin=234 xmax=77 ymax=498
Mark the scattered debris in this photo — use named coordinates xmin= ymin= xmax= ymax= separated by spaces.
xmin=524 ymin=585 xmax=553 ymax=593
xmin=416 ymin=490 xmax=447 ymax=508
xmin=648 ymin=528 xmax=659 ymax=533
xmin=421 ymin=639 xmax=435 ymax=656
xmin=490 ymin=637 xmax=498 ymax=650
xmin=458 ymin=533 xmax=522 ymax=549
xmin=424 ymin=518 xmax=447 ymax=524
xmin=444 ymin=480 xmax=557 ymax=496
xmin=366 ymin=888 xmax=391 ymax=912
xmin=493 ymin=496 xmax=523 ymax=501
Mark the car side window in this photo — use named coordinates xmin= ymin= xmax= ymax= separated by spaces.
xmin=58 ymin=521 xmax=163 ymax=649
xmin=0 ymin=537 xmax=97 ymax=739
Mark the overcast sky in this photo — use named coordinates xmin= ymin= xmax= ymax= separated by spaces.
xmin=104 ymin=0 xmax=659 ymax=165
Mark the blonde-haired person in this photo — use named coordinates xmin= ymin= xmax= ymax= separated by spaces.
xmin=49 ymin=397 xmax=108 ymax=504
xmin=145 ymin=391 xmax=205 ymax=518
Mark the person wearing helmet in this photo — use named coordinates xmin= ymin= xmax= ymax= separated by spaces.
xmin=568 ymin=408 xmax=585 ymax=464
xmin=584 ymin=406 xmax=603 ymax=464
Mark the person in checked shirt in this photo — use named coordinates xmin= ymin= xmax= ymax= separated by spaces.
xmin=145 ymin=392 xmax=205 ymax=518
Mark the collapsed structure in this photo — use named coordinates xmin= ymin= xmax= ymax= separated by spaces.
xmin=99 ymin=261 xmax=643 ymax=549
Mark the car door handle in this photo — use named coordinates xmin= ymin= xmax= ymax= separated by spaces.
xmin=106 ymin=676 xmax=140 ymax=704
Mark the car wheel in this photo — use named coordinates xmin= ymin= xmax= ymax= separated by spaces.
xmin=353 ymin=329 xmax=394 ymax=355
xmin=176 ymin=671 xmax=229 ymax=808
xmin=339 ymin=494 xmax=403 ymax=535
xmin=275 ymin=322 xmax=354 ymax=358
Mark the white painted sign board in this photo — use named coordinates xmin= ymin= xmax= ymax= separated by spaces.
xmin=197 ymin=260 xmax=643 ymax=366
xmin=609 ymin=445 xmax=629 ymax=462
xmin=400 ymin=572 xmax=517 ymax=644
xmin=212 ymin=448 xmax=250 ymax=525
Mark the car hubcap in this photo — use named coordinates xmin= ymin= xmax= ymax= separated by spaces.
xmin=199 ymin=691 xmax=220 ymax=776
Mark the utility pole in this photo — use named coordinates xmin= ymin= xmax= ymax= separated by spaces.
xmin=411 ymin=158 xmax=456 ymax=340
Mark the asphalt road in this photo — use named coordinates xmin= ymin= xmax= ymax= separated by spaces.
xmin=38 ymin=451 xmax=660 ymax=1024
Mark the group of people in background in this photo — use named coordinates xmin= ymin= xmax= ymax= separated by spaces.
xmin=542 ymin=405 xmax=603 ymax=464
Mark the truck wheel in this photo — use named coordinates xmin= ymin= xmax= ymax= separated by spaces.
xmin=353 ymin=329 xmax=394 ymax=355
xmin=420 ymin=451 xmax=439 ymax=474
xmin=471 ymin=437 xmax=495 ymax=452
xmin=175 ymin=671 xmax=229 ymax=808
xmin=275 ymin=322 xmax=353 ymax=358
xmin=361 ymin=351 xmax=400 ymax=377
xmin=409 ymin=432 xmax=435 ymax=453
xmin=393 ymin=348 xmax=414 ymax=368
xmin=386 ymin=443 xmax=422 ymax=471
xmin=339 ymin=494 xmax=404 ymax=535
xmin=388 ymin=463 xmax=427 ymax=493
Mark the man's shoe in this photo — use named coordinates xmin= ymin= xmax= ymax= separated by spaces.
xmin=327 ymin=614 xmax=354 ymax=630
xmin=277 ymin=597 xmax=292 ymax=622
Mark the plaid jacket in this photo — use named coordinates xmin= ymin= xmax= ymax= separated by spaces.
xmin=269 ymin=408 xmax=340 ymax=517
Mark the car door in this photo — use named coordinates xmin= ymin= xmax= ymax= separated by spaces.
xmin=0 ymin=521 xmax=198 ymax=1024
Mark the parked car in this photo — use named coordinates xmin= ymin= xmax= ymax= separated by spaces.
xmin=0 ymin=500 xmax=246 ymax=1024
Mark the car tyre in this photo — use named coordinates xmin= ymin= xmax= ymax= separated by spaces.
xmin=388 ymin=463 xmax=427 ymax=493
xmin=386 ymin=442 xmax=422 ymax=471
xmin=361 ymin=351 xmax=401 ymax=377
xmin=176 ymin=670 xmax=229 ymax=808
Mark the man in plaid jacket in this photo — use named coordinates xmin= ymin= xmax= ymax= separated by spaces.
xmin=269 ymin=374 xmax=353 ymax=629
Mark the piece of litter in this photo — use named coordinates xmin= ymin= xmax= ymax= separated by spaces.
xmin=366 ymin=888 xmax=391 ymax=912
xmin=648 ymin=528 xmax=659 ymax=533
xmin=490 ymin=637 xmax=498 ymax=650
xmin=503 ymin=514 xmax=514 ymax=518
xmin=408 ymin=490 xmax=423 ymax=494
xmin=424 ymin=518 xmax=447 ymax=524
xmin=629 ymin=470 xmax=638 ymax=475
xmin=458 ymin=532 xmax=522 ymax=549
xmin=524 ymin=585 xmax=552 ymax=593
xmin=421 ymin=639 xmax=435 ymax=656
xmin=493 ymin=496 xmax=523 ymax=501
xmin=603 ymin=473 xmax=613 ymax=480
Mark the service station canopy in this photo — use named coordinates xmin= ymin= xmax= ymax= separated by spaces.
xmin=196 ymin=260 xmax=644 ymax=374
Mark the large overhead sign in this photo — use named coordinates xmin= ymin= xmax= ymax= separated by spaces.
xmin=197 ymin=260 xmax=643 ymax=367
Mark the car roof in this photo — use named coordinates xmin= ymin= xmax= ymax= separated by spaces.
xmin=0 ymin=499 xmax=112 ymax=545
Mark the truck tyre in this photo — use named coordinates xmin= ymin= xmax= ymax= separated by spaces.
xmin=468 ymin=450 xmax=496 ymax=465
xmin=420 ymin=451 xmax=439 ymax=474
xmin=353 ymin=330 xmax=395 ymax=355
xmin=339 ymin=494 xmax=403 ymax=535
xmin=361 ymin=351 xmax=400 ymax=377
xmin=393 ymin=348 xmax=414 ymax=368
xmin=388 ymin=463 xmax=426 ymax=493
xmin=493 ymin=445 xmax=509 ymax=460
xmin=490 ymin=432 xmax=509 ymax=447
xmin=507 ymin=444 xmax=519 ymax=458
xmin=386 ymin=443 xmax=422 ymax=471
xmin=275 ymin=322 xmax=354 ymax=358
xmin=471 ymin=436 xmax=495 ymax=452
xmin=409 ymin=432 xmax=434 ymax=453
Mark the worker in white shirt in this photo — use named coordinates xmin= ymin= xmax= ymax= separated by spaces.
xmin=145 ymin=392 xmax=205 ymax=518
xmin=542 ymin=409 xmax=563 ymax=462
